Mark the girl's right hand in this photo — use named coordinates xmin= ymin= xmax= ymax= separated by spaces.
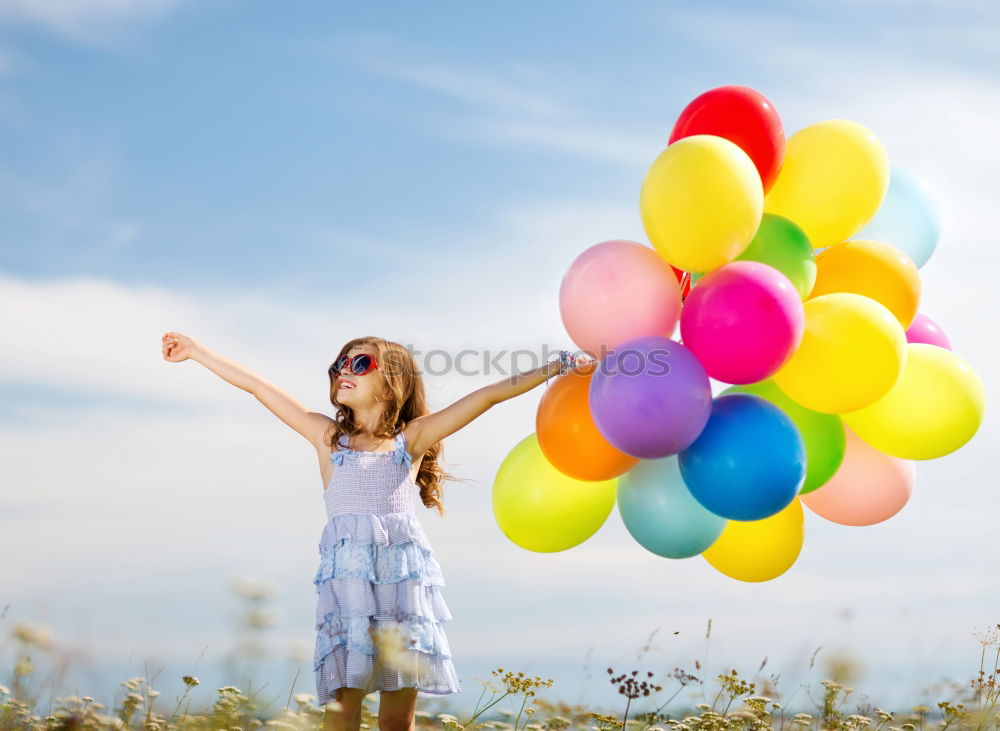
xmin=162 ymin=331 xmax=201 ymax=363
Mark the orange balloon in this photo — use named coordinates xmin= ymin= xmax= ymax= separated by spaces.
xmin=809 ymin=239 xmax=921 ymax=328
xmin=536 ymin=369 xmax=639 ymax=481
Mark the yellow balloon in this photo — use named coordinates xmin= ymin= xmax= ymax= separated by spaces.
xmin=702 ymin=498 xmax=804 ymax=582
xmin=764 ymin=120 xmax=889 ymax=249
xmin=640 ymin=134 xmax=764 ymax=273
xmin=773 ymin=293 xmax=906 ymax=414
xmin=493 ymin=433 xmax=617 ymax=552
xmin=842 ymin=344 xmax=985 ymax=459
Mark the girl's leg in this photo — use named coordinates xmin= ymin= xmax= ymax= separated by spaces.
xmin=323 ymin=687 xmax=366 ymax=731
xmin=377 ymin=687 xmax=418 ymax=731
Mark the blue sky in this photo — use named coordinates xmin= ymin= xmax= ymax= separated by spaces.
xmin=1 ymin=0 xmax=999 ymax=718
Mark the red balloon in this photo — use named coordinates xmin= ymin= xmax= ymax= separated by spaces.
xmin=669 ymin=85 xmax=785 ymax=193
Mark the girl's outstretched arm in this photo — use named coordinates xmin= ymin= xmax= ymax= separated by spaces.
xmin=407 ymin=351 xmax=591 ymax=459
xmin=161 ymin=331 xmax=332 ymax=447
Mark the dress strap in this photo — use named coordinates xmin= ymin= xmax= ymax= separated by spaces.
xmin=393 ymin=428 xmax=412 ymax=469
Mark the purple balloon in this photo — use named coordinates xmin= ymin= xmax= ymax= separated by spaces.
xmin=588 ymin=335 xmax=712 ymax=458
xmin=905 ymin=312 xmax=951 ymax=350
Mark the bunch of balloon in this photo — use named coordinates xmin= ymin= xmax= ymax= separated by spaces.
xmin=491 ymin=84 xmax=985 ymax=582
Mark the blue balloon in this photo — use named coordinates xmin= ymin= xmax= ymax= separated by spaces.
xmin=617 ymin=455 xmax=726 ymax=559
xmin=854 ymin=165 xmax=941 ymax=269
xmin=678 ymin=394 xmax=805 ymax=521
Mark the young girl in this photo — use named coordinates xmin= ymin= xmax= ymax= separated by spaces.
xmin=160 ymin=332 xmax=585 ymax=731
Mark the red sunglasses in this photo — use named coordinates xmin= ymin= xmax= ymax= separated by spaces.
xmin=329 ymin=353 xmax=379 ymax=378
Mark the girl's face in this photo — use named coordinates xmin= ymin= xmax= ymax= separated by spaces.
xmin=332 ymin=344 xmax=384 ymax=406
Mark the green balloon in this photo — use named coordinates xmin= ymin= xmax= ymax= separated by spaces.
xmin=687 ymin=214 xmax=816 ymax=298
xmin=736 ymin=214 xmax=816 ymax=298
xmin=723 ymin=379 xmax=845 ymax=494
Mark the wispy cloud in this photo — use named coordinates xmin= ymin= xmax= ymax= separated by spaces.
xmin=468 ymin=117 xmax=659 ymax=167
xmin=356 ymin=60 xmax=564 ymax=120
xmin=663 ymin=4 xmax=1000 ymax=81
xmin=0 ymin=0 xmax=184 ymax=47
xmin=0 ymin=44 xmax=18 ymax=74
xmin=319 ymin=31 xmax=663 ymax=167
xmin=0 ymin=146 xmax=144 ymax=270
xmin=0 ymin=194 xmax=641 ymax=409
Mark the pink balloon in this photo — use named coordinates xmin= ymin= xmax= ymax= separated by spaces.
xmin=679 ymin=261 xmax=804 ymax=384
xmin=801 ymin=428 xmax=915 ymax=526
xmin=905 ymin=312 xmax=951 ymax=350
xmin=559 ymin=240 xmax=681 ymax=356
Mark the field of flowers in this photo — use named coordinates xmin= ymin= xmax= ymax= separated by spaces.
xmin=2 ymin=616 xmax=997 ymax=731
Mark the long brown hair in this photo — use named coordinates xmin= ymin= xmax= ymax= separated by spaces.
xmin=323 ymin=336 xmax=466 ymax=517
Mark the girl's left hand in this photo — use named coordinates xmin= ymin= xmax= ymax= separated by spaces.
xmin=556 ymin=350 xmax=596 ymax=375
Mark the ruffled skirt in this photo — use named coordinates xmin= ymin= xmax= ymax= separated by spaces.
xmin=313 ymin=512 xmax=461 ymax=705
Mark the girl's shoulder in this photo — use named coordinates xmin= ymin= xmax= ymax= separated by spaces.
xmin=313 ymin=421 xmax=345 ymax=463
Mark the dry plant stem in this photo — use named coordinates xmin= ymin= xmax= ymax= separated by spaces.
xmin=466 ymin=683 xmax=490 ymax=724
xmin=514 ymin=693 xmax=530 ymax=731
xmin=972 ymin=640 xmax=1000 ymax=727
xmin=284 ymin=666 xmax=301 ymax=712
xmin=640 ymin=684 xmax=686 ymax=731
xmin=463 ymin=689 xmax=512 ymax=726
xmin=702 ymin=618 xmax=713 ymax=706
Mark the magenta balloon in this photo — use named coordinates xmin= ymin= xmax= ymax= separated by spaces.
xmin=679 ymin=261 xmax=804 ymax=384
xmin=905 ymin=312 xmax=951 ymax=350
xmin=588 ymin=335 xmax=712 ymax=458
xmin=560 ymin=239 xmax=681 ymax=357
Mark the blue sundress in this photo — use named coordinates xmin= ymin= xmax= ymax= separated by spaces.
xmin=313 ymin=426 xmax=461 ymax=705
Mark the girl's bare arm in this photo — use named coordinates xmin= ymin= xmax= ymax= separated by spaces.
xmin=406 ymin=353 xmax=590 ymax=459
xmin=161 ymin=331 xmax=332 ymax=447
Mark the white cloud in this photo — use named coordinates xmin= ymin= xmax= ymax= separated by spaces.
xmin=664 ymin=4 xmax=1000 ymax=77
xmin=0 ymin=0 xmax=183 ymax=46
xmin=323 ymin=13 xmax=1000 ymax=190
xmin=317 ymin=32 xmax=665 ymax=168
xmin=0 ymin=146 xmax=147 ymax=273
xmin=359 ymin=59 xmax=565 ymax=121
xmin=470 ymin=117 xmax=659 ymax=167
xmin=325 ymin=32 xmax=570 ymax=120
